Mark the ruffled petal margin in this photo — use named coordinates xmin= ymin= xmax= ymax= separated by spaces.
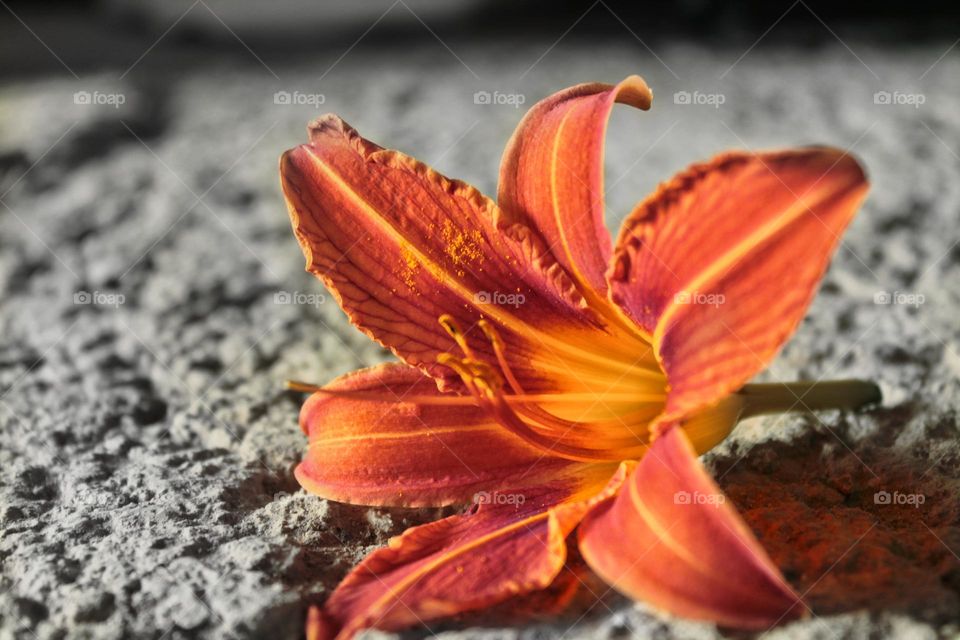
xmin=608 ymin=148 xmax=868 ymax=417
xmin=280 ymin=116 xmax=604 ymax=392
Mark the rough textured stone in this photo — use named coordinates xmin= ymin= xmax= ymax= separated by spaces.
xmin=1 ymin=32 xmax=959 ymax=640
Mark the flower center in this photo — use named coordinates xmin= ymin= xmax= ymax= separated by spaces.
xmin=437 ymin=315 xmax=668 ymax=462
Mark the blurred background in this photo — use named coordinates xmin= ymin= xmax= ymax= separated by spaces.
xmin=2 ymin=1 xmax=959 ymax=639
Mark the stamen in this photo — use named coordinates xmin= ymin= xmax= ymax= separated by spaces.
xmin=477 ymin=318 xmax=661 ymax=440
xmin=478 ymin=319 xmax=525 ymax=395
xmin=456 ymin=361 xmax=647 ymax=458
xmin=436 ymin=312 xmax=673 ymax=462
xmin=291 ymin=317 xmax=665 ymax=461
xmin=480 ymin=385 xmax=651 ymax=462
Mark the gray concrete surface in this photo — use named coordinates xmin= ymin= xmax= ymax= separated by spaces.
xmin=1 ymin=31 xmax=959 ymax=640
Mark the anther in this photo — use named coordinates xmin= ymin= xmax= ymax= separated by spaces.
xmin=477 ymin=319 xmax=504 ymax=350
xmin=438 ymin=314 xmax=476 ymax=359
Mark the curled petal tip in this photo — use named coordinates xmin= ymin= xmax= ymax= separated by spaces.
xmin=306 ymin=113 xmax=350 ymax=140
xmin=498 ymin=74 xmax=654 ymax=301
xmin=805 ymin=145 xmax=870 ymax=188
xmin=615 ymin=75 xmax=653 ymax=110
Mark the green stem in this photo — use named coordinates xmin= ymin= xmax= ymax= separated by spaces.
xmin=739 ymin=379 xmax=881 ymax=418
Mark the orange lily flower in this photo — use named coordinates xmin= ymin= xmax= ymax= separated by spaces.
xmin=279 ymin=75 xmax=880 ymax=639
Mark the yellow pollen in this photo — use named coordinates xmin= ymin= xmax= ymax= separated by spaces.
xmin=399 ymin=245 xmax=420 ymax=290
xmin=441 ymin=219 xmax=483 ymax=267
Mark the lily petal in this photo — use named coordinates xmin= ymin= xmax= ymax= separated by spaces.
xmin=296 ymin=362 xmax=615 ymax=507
xmin=578 ymin=425 xmax=803 ymax=629
xmin=499 ymin=76 xmax=653 ymax=303
xmin=608 ymin=148 xmax=868 ymax=417
xmin=316 ymin=464 xmax=632 ymax=639
xmin=280 ymin=116 xmax=603 ymax=390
